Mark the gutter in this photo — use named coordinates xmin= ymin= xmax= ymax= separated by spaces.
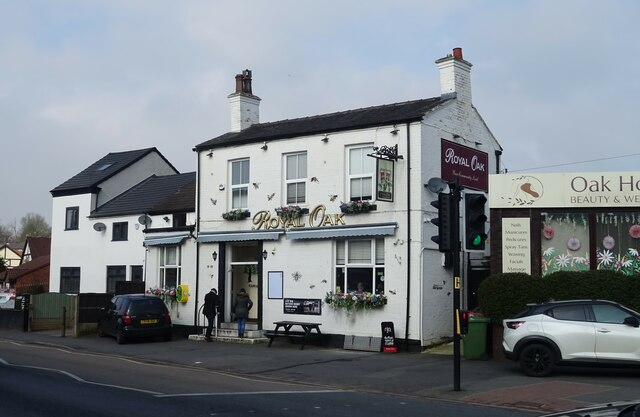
xmin=404 ymin=122 xmax=412 ymax=351
xmin=193 ymin=152 xmax=201 ymax=333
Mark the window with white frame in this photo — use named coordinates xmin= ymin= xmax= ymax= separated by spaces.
xmin=335 ymin=238 xmax=385 ymax=294
xmin=348 ymin=146 xmax=374 ymax=201
xmin=159 ymin=246 xmax=181 ymax=289
xmin=285 ymin=152 xmax=307 ymax=204
xmin=231 ymin=159 xmax=250 ymax=209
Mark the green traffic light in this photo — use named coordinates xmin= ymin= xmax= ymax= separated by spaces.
xmin=472 ymin=235 xmax=482 ymax=246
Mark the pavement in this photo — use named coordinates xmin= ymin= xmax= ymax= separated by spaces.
xmin=1 ymin=329 xmax=639 ymax=415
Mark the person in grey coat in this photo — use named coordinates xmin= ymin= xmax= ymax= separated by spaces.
xmin=233 ymin=288 xmax=253 ymax=338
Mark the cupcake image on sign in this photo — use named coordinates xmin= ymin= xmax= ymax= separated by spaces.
xmin=503 ymin=175 xmax=544 ymax=206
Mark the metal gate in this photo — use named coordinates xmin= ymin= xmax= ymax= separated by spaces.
xmin=30 ymin=293 xmax=75 ymax=332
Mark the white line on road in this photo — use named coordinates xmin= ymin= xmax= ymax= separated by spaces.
xmin=156 ymin=389 xmax=347 ymax=398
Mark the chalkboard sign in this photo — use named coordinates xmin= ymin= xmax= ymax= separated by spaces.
xmin=381 ymin=321 xmax=397 ymax=353
xmin=283 ymin=298 xmax=321 ymax=315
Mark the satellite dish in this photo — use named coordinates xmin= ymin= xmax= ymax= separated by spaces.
xmin=93 ymin=222 xmax=106 ymax=232
xmin=137 ymin=215 xmax=152 ymax=226
xmin=426 ymin=177 xmax=448 ymax=193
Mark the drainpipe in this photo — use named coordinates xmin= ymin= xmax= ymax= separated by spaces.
xmin=193 ymin=151 xmax=202 ymax=334
xmin=404 ymin=122 xmax=412 ymax=351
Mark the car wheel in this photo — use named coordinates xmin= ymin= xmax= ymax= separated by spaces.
xmin=519 ymin=343 xmax=555 ymax=377
xmin=163 ymin=332 xmax=172 ymax=342
xmin=116 ymin=330 xmax=127 ymax=345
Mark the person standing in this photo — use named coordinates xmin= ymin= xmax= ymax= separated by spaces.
xmin=233 ymin=288 xmax=253 ymax=338
xmin=203 ymin=288 xmax=220 ymax=342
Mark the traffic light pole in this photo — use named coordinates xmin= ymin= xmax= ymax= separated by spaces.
xmin=449 ymin=182 xmax=462 ymax=392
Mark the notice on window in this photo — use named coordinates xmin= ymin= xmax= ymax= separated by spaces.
xmin=502 ymin=218 xmax=531 ymax=274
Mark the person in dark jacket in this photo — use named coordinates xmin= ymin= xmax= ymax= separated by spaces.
xmin=233 ymin=288 xmax=253 ymax=338
xmin=203 ymin=288 xmax=220 ymax=342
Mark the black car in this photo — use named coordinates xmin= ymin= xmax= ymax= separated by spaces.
xmin=98 ymin=294 xmax=172 ymax=344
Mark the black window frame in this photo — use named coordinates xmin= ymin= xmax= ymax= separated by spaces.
xmin=60 ymin=267 xmax=80 ymax=294
xmin=112 ymin=221 xmax=128 ymax=241
xmin=65 ymin=207 xmax=79 ymax=230
xmin=106 ymin=265 xmax=127 ymax=294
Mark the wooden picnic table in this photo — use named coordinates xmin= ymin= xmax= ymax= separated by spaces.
xmin=266 ymin=320 xmax=322 ymax=350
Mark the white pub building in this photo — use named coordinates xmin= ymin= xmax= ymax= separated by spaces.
xmin=187 ymin=48 xmax=502 ymax=350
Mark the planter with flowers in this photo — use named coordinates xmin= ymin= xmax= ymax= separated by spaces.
xmin=340 ymin=200 xmax=377 ymax=214
xmin=222 ymin=209 xmax=251 ymax=221
xmin=324 ymin=290 xmax=387 ymax=311
xmin=275 ymin=205 xmax=308 ymax=221
xmin=146 ymin=286 xmax=177 ymax=305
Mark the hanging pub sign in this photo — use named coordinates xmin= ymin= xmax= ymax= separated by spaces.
xmin=440 ymin=139 xmax=488 ymax=192
xmin=377 ymin=158 xmax=394 ymax=202
xmin=368 ymin=144 xmax=403 ymax=202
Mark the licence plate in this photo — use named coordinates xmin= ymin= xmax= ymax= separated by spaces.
xmin=140 ymin=319 xmax=159 ymax=324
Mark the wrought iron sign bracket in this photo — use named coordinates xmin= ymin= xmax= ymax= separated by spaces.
xmin=367 ymin=144 xmax=403 ymax=161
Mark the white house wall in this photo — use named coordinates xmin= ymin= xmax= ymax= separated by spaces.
xmin=50 ymin=196 xmax=147 ymax=293
xmin=418 ymin=101 xmax=500 ymax=346
xmin=198 ymin=124 xmax=418 ymax=341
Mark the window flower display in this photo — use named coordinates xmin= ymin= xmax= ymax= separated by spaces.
xmin=340 ymin=200 xmax=377 ymax=214
xmin=146 ymin=286 xmax=177 ymax=305
xmin=275 ymin=205 xmax=305 ymax=221
xmin=222 ymin=209 xmax=250 ymax=220
xmin=324 ymin=289 xmax=387 ymax=311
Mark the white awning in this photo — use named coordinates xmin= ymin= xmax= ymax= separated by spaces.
xmin=143 ymin=233 xmax=190 ymax=246
xmin=198 ymin=230 xmax=284 ymax=243
xmin=285 ymin=223 xmax=397 ymax=240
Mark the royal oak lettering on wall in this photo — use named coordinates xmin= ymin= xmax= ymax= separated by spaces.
xmin=253 ymin=205 xmax=346 ymax=230
xmin=444 ymin=148 xmax=486 ymax=173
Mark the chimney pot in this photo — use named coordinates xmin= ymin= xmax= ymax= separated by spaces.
xmin=453 ymin=47 xmax=463 ymax=59
xmin=235 ymin=74 xmax=243 ymax=94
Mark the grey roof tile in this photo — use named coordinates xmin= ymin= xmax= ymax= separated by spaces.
xmin=90 ymin=172 xmax=196 ymax=218
xmin=50 ymin=148 xmax=177 ymax=196
xmin=194 ymin=97 xmax=448 ymax=150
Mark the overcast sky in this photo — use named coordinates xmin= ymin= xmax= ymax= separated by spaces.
xmin=2 ymin=1 xmax=639 ymax=226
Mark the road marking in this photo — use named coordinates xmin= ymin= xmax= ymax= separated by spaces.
xmin=156 ymin=389 xmax=347 ymax=398
xmin=0 ymin=358 xmax=163 ymax=395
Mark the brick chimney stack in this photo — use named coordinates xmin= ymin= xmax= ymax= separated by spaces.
xmin=228 ymin=69 xmax=260 ymax=132
xmin=435 ymin=47 xmax=473 ymax=105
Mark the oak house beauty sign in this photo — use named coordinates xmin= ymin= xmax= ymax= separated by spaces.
xmin=440 ymin=139 xmax=489 ymax=192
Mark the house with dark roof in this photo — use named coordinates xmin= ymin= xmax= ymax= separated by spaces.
xmin=49 ymin=148 xmax=186 ymax=295
xmin=190 ymin=48 xmax=503 ymax=349
xmin=1 ymin=237 xmax=51 ymax=295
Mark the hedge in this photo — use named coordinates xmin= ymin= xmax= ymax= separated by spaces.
xmin=477 ymin=270 xmax=640 ymax=324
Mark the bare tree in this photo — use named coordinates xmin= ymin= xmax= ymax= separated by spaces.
xmin=0 ymin=222 xmax=16 ymax=245
xmin=16 ymin=213 xmax=51 ymax=243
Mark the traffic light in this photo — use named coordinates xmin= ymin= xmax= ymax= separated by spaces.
xmin=464 ymin=193 xmax=488 ymax=251
xmin=458 ymin=310 xmax=470 ymax=335
xmin=430 ymin=193 xmax=454 ymax=252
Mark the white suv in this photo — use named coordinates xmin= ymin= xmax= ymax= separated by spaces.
xmin=502 ymin=300 xmax=640 ymax=377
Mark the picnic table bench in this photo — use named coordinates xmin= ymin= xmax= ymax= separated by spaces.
xmin=265 ymin=321 xmax=322 ymax=350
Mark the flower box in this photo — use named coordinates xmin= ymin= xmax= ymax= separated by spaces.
xmin=275 ymin=205 xmax=308 ymax=221
xmin=340 ymin=200 xmax=377 ymax=214
xmin=324 ymin=291 xmax=387 ymax=311
xmin=222 ymin=209 xmax=251 ymax=221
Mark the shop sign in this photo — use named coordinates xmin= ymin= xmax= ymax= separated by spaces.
xmin=501 ymin=218 xmax=531 ymax=274
xmin=253 ymin=205 xmax=345 ymax=230
xmin=490 ymin=171 xmax=640 ymax=208
xmin=440 ymin=139 xmax=489 ymax=192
